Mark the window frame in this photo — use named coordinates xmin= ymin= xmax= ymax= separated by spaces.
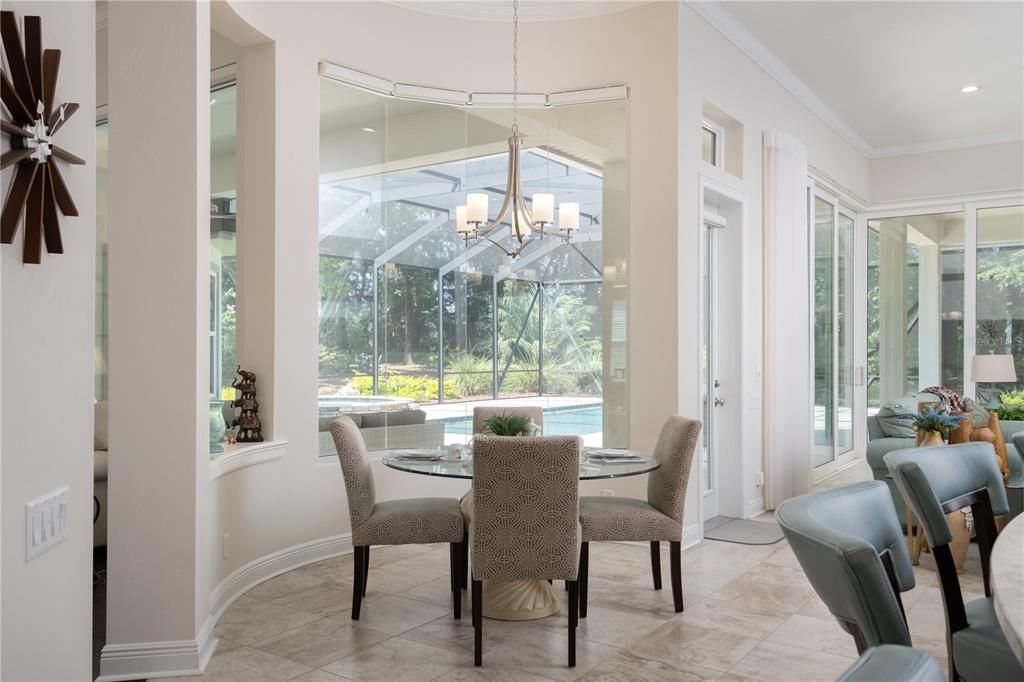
xmin=701 ymin=119 xmax=725 ymax=169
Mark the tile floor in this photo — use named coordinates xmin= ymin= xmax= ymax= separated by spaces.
xmin=163 ymin=498 xmax=976 ymax=682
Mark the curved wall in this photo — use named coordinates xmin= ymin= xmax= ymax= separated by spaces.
xmin=207 ymin=0 xmax=681 ymax=609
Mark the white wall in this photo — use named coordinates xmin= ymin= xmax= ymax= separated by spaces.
xmin=870 ymin=140 xmax=1024 ymax=204
xmin=677 ymin=3 xmax=870 ymax=524
xmin=1 ymin=2 xmax=96 ymax=679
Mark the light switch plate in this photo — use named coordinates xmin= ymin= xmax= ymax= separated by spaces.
xmin=26 ymin=486 xmax=69 ymax=561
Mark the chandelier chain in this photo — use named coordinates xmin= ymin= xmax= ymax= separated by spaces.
xmin=512 ymin=0 xmax=519 ymax=136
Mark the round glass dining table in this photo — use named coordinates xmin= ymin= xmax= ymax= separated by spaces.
xmin=379 ymin=445 xmax=659 ymax=621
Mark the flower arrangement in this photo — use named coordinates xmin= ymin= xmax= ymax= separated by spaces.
xmin=912 ymin=406 xmax=965 ymax=437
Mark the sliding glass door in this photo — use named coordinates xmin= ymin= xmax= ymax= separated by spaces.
xmin=813 ymin=190 xmax=856 ymax=472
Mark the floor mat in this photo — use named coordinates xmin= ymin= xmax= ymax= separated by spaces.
xmin=704 ymin=516 xmax=784 ymax=545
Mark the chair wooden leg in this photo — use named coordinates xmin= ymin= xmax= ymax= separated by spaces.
xmin=567 ymin=579 xmax=578 ymax=667
xmin=650 ymin=541 xmax=662 ymax=590
xmin=451 ymin=542 xmax=463 ymax=619
xmin=472 ymin=579 xmax=483 ymax=667
xmin=670 ymin=540 xmax=684 ymax=613
xmin=450 ymin=543 xmax=457 ymax=593
xmin=364 ymin=547 xmax=371 ymax=597
xmin=461 ymin=534 xmax=469 ymax=590
xmin=351 ymin=546 xmax=365 ymax=620
xmin=579 ymin=542 xmax=589 ymax=619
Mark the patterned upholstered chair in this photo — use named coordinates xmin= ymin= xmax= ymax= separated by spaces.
xmin=886 ymin=443 xmax=1024 ymax=682
xmin=472 ymin=405 xmax=543 ymax=435
xmin=329 ymin=415 xmax=466 ymax=620
xmin=471 ymin=435 xmax=582 ymax=667
xmin=776 ymin=481 xmax=916 ymax=653
xmin=577 ymin=415 xmax=701 ymax=616
xmin=838 ymin=646 xmax=944 ymax=682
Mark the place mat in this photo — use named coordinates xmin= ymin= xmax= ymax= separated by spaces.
xmin=703 ymin=516 xmax=784 ymax=545
xmin=391 ymin=449 xmax=443 ymax=461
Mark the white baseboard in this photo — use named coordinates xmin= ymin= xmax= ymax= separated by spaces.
xmin=681 ymin=522 xmax=703 ymax=550
xmin=99 ymin=534 xmax=352 ymax=681
xmin=208 ymin=532 xmax=353 ymax=622
xmin=745 ymin=496 xmax=766 ymax=519
xmin=97 ymin=615 xmax=214 ymax=682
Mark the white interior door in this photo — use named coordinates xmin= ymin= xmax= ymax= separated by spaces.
xmin=701 ymin=214 xmax=724 ymax=519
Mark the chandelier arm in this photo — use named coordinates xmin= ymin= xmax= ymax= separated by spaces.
xmin=480 ymin=234 xmax=517 ymax=258
xmin=484 ymin=144 xmax=516 ymax=231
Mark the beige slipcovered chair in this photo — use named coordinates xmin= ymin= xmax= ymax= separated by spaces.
xmin=329 ymin=416 xmax=466 ymax=620
xmin=577 ymin=415 xmax=702 ymax=616
xmin=471 ymin=435 xmax=582 ymax=667
xmin=472 ymin=405 xmax=543 ymax=435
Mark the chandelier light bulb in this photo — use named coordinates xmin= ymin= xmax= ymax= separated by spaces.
xmin=467 ymin=193 xmax=489 ymax=224
xmin=532 ymin=193 xmax=554 ymax=224
xmin=455 ymin=205 xmax=472 ymax=233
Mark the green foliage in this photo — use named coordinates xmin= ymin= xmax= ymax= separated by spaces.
xmin=913 ymin=406 xmax=964 ymax=436
xmin=501 ymin=363 xmax=541 ymax=394
xmin=482 ymin=413 xmax=531 ymax=436
xmin=348 ymin=373 xmax=456 ymax=402
xmin=445 ymin=352 xmax=492 ymax=397
xmin=995 ymin=406 xmax=1024 ymax=422
xmin=1000 ymin=390 xmax=1024 ymax=407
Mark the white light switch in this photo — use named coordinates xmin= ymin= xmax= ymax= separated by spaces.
xmin=26 ymin=486 xmax=69 ymax=561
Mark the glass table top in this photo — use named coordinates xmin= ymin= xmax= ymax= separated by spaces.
xmin=380 ymin=446 xmax=659 ymax=480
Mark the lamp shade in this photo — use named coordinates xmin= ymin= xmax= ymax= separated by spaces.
xmin=970 ymin=354 xmax=1017 ymax=383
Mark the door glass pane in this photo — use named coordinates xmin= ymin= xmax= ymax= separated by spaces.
xmin=867 ymin=212 xmax=964 ymax=405
xmin=837 ymin=212 xmax=854 ymax=453
xmin=701 ymin=126 xmax=717 ymax=165
xmin=814 ymin=197 xmax=835 ymax=467
xmin=976 ymin=205 xmax=1024 ymax=402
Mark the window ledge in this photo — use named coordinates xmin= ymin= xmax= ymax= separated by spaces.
xmin=210 ymin=440 xmax=288 ymax=481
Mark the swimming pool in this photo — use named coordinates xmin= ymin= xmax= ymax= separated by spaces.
xmin=442 ymin=404 xmax=603 ymax=437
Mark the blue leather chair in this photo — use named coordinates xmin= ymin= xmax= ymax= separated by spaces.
xmin=777 ymin=481 xmax=915 ymax=653
xmin=837 ymin=646 xmax=944 ymax=682
xmin=886 ymin=442 xmax=1024 ymax=682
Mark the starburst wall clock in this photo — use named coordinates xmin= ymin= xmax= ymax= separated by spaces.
xmin=1 ymin=10 xmax=83 ymax=264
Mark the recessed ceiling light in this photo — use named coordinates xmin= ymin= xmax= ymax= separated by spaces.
xmin=960 ymin=85 xmax=980 ymax=94
xmin=361 ymin=127 xmax=376 ymax=133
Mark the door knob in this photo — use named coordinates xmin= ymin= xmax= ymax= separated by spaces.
xmin=714 ymin=398 xmax=725 ymax=407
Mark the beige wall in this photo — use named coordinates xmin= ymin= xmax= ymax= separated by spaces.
xmin=870 ymin=140 xmax=1024 ymax=204
xmin=1 ymin=2 xmax=96 ymax=679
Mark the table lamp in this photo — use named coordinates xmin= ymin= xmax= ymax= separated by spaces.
xmin=971 ymin=354 xmax=1018 ymax=405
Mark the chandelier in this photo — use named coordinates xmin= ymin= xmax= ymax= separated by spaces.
xmin=453 ymin=0 xmax=580 ymax=258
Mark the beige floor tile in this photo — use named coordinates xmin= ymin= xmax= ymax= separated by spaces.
xmin=291 ymin=670 xmax=346 ymax=682
xmin=794 ymin=594 xmax=834 ymax=621
xmin=366 ymin=543 xmax=437 ymax=568
xmin=675 ymin=597 xmax=788 ymax=639
xmin=331 ymin=594 xmax=453 ymax=636
xmin=401 ymin=611 xmax=520 ymax=654
xmin=766 ymin=613 xmax=860 ymax=658
xmin=481 ymin=623 xmax=621 ymax=681
xmin=251 ymin=617 xmax=392 ymax=668
xmin=738 ymin=562 xmax=813 ymax=589
xmin=322 ymin=636 xmax=462 ymax=681
xmin=531 ymin=604 xmax=668 ymax=648
xmin=213 ymin=596 xmax=320 ymax=645
xmin=628 ymin=621 xmax=760 ymax=673
xmin=402 ymin=575 xmax=467 ymax=608
xmin=587 ymin=576 xmax=701 ymax=619
xmin=165 ymin=645 xmax=312 ymax=682
xmin=581 ymin=650 xmax=744 ymax=681
xmin=246 ymin=568 xmax=339 ymax=602
xmin=297 ymin=555 xmax=358 ymax=582
xmin=385 ymin=547 xmax=457 ymax=576
xmin=709 ymin=575 xmax=815 ymax=614
xmin=728 ymin=640 xmax=856 ymax=681
xmin=269 ymin=580 xmax=356 ymax=618
xmin=363 ymin=564 xmax=451 ymax=601
xmin=435 ymin=663 xmax=557 ymax=681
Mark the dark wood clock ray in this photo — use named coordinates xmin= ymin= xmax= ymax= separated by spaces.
xmin=1 ymin=10 xmax=84 ymax=264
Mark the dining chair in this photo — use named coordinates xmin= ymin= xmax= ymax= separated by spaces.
xmin=776 ymin=481 xmax=916 ymax=653
xmin=472 ymin=405 xmax=543 ymax=435
xmin=329 ymin=415 xmax=467 ymax=620
xmin=470 ymin=435 xmax=582 ymax=667
xmin=886 ymin=442 xmax=1023 ymax=682
xmin=837 ymin=646 xmax=944 ymax=682
xmin=577 ymin=415 xmax=701 ymax=616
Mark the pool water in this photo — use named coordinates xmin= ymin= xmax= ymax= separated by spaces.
xmin=443 ymin=405 xmax=603 ymax=437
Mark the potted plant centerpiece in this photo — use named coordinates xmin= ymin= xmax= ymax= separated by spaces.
xmin=912 ymin=406 xmax=964 ymax=447
xmin=481 ymin=413 xmax=541 ymax=437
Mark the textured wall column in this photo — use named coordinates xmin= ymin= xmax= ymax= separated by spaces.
xmin=104 ymin=1 xmax=213 ymax=677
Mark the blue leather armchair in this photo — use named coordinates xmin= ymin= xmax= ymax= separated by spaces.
xmin=837 ymin=646 xmax=944 ymax=682
xmin=777 ymin=481 xmax=915 ymax=653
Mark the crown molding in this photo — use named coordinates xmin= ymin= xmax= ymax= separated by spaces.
xmin=385 ymin=1 xmax=649 ymax=23
xmin=688 ymin=2 xmax=875 ymax=159
xmin=870 ymin=130 xmax=1024 ymax=159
